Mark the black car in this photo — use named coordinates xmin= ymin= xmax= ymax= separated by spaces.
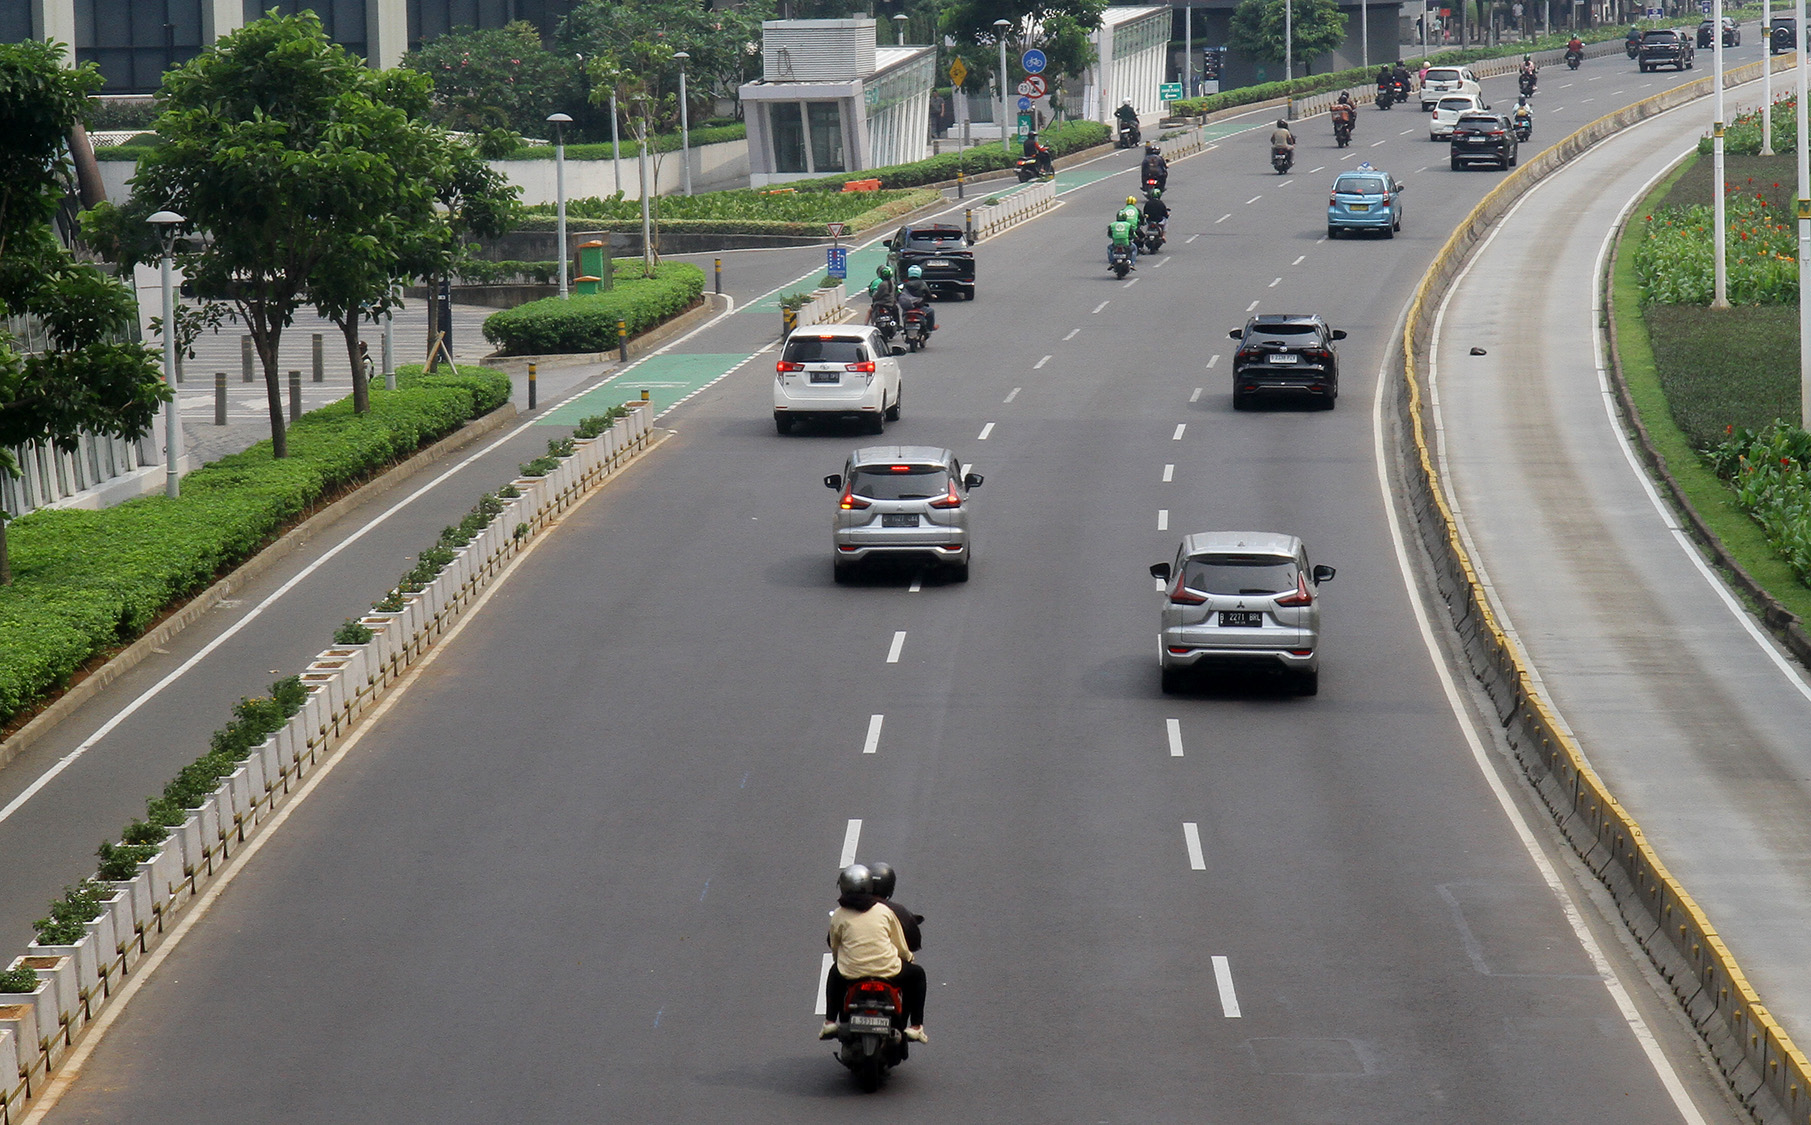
xmin=1450 ymin=111 xmax=1518 ymax=170
xmin=1697 ymin=16 xmax=1740 ymax=46
xmin=1227 ymin=314 xmax=1346 ymax=410
xmin=1639 ymin=29 xmax=1695 ymax=71
xmin=884 ymin=224 xmax=975 ymax=300
xmin=1772 ymin=16 xmax=1797 ymax=53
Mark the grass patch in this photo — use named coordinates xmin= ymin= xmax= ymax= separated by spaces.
xmin=1656 ymin=152 xmax=1797 ymax=210
xmin=1611 ymin=157 xmax=1811 ymax=620
xmin=1646 ymin=305 xmax=1801 ymax=445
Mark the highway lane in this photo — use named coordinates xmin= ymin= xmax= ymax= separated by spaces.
xmin=30 ymin=44 xmax=1766 ymax=1124
xmin=1427 ymin=73 xmax=1811 ymax=1047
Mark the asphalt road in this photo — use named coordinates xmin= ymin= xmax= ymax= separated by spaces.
xmin=1428 ymin=73 xmax=1811 ymax=1047
xmin=16 ymin=40 xmax=1774 ymax=1123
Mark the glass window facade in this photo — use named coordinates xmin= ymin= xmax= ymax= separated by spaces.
xmin=770 ymin=102 xmax=807 ymax=173
xmin=75 ymin=0 xmax=203 ymax=93
xmin=806 ymin=102 xmax=843 ymax=173
xmin=406 ymin=0 xmax=579 ymax=49
xmin=0 ymin=0 xmax=32 ymax=42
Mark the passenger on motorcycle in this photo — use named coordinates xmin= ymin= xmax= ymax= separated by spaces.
xmin=1108 ymin=214 xmax=1138 ymax=267
xmin=1140 ymin=143 xmax=1169 ymax=192
xmin=1270 ymin=119 xmax=1296 ymax=157
xmin=1142 ymin=188 xmax=1169 ymax=228
xmin=1331 ymin=93 xmax=1356 ymax=136
xmin=1567 ymin=35 xmax=1583 ymax=55
xmin=821 ymin=865 xmax=928 ymax=1043
xmin=900 ymin=266 xmax=935 ymax=334
xmin=866 ymin=862 xmax=924 ymax=954
xmin=1376 ymin=64 xmax=1392 ymax=89
xmin=1115 ymin=98 xmax=1141 ymax=142
xmin=1023 ymin=130 xmax=1054 ymax=177
xmin=1391 ymin=63 xmax=1412 ymax=95
xmin=867 ymin=265 xmax=900 ymax=327
xmin=1512 ymin=96 xmax=1534 ymax=134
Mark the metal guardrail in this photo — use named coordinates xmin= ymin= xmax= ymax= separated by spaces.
xmin=1395 ymin=53 xmax=1811 ymax=1124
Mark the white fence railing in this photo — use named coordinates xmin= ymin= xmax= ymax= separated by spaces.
xmin=970 ymin=178 xmax=1058 ymax=242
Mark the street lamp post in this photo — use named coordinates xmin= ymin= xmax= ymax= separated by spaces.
xmin=894 ymin=13 xmax=908 ymax=44
xmin=995 ymin=19 xmax=1012 ymax=155
xmin=674 ymin=52 xmax=693 ymax=197
xmin=1762 ymin=0 xmax=1775 ymax=157
xmin=636 ymin=96 xmax=654 ymax=271
xmin=1711 ymin=0 xmax=1728 ymax=308
xmin=1798 ymin=0 xmax=1810 ymax=423
xmin=610 ymin=93 xmax=623 ymax=196
xmin=148 ymin=210 xmax=184 ymax=499
xmin=1286 ymin=0 xmax=1294 ymax=79
xmin=547 ymin=113 xmax=573 ymax=299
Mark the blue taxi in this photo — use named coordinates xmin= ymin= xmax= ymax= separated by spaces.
xmin=1326 ymin=164 xmax=1404 ymax=239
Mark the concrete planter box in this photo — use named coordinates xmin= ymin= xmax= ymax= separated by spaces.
xmin=0 ymin=1028 xmax=18 ymax=1107
xmin=14 ymin=954 xmax=75 ymax=1041
xmin=255 ymin=735 xmax=282 ymax=794
xmin=300 ymin=670 xmax=344 ymax=731
xmin=211 ymin=777 xmax=238 ymax=851
xmin=225 ymin=766 xmax=255 ymax=833
xmin=97 ymin=886 xmax=134 ymax=965
xmin=358 ymin=615 xmax=404 ymax=683
xmin=301 ymin=682 xmax=331 ymax=752
xmin=81 ymin=908 xmax=117 ymax=988
xmin=26 ymin=932 xmax=96 ymax=1006
xmin=0 ymin=976 xmax=56 ymax=1057
xmin=320 ymin=647 xmax=372 ymax=714
xmin=194 ymin=794 xmax=222 ymax=864
xmin=151 ymin=837 xmax=183 ymax=899
xmin=108 ymin=869 xmax=153 ymax=935
xmin=0 ymin=1005 xmax=38 ymax=1075
xmin=175 ymin=812 xmax=204 ymax=877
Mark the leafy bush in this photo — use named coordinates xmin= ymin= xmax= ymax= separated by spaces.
xmin=482 ymin=261 xmax=705 ymax=355
xmin=0 ymin=367 xmax=511 ymax=725
xmin=334 ymin=620 xmax=374 ymax=644
xmin=1708 ymin=422 xmax=1811 ymax=584
xmin=1632 ymin=184 xmax=1797 ymax=306
xmin=96 ymin=841 xmax=157 ymax=881
xmin=32 ymin=881 xmax=108 ymax=945
xmin=0 ymin=966 xmax=41 ymax=993
xmin=573 ymin=408 xmax=630 ymax=439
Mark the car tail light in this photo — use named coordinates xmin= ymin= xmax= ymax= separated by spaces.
xmin=1380 ymin=193 xmax=1391 ymax=204
xmin=846 ymin=361 xmax=876 ymax=373
xmin=1274 ymin=574 xmax=1314 ymax=607
xmin=928 ymin=481 xmax=962 ymax=509
xmin=1329 ymin=192 xmax=1338 ymax=205
xmin=1168 ymin=576 xmax=1206 ymax=605
xmin=776 ymin=361 xmax=803 ymax=373
xmin=839 ymin=486 xmax=870 ymax=511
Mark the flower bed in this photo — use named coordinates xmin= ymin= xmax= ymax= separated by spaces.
xmin=1709 ymin=423 xmax=1811 ymax=584
xmin=1632 ymin=182 xmax=1797 ymax=306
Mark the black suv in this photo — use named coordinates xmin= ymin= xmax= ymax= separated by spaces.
xmin=1639 ymin=29 xmax=1695 ymax=71
xmin=884 ymin=224 xmax=975 ymax=300
xmin=1227 ymin=314 xmax=1346 ymax=410
xmin=1450 ymin=111 xmax=1518 ymax=170
xmin=1697 ymin=16 xmax=1740 ymax=46
xmin=1772 ymin=16 xmax=1797 ymax=52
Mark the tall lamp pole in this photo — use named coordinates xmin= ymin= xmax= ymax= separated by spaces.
xmin=894 ymin=13 xmax=908 ymax=44
xmin=1711 ymin=0 xmax=1728 ymax=308
xmin=610 ymin=93 xmax=623 ymax=195
xmin=1762 ymin=0 xmax=1775 ymax=157
xmin=636 ymin=96 xmax=654 ymax=272
xmin=1799 ymin=0 xmax=1811 ymax=424
xmin=995 ymin=19 xmax=1012 ymax=155
xmin=674 ymin=52 xmax=693 ymax=197
xmin=148 ymin=210 xmax=184 ymax=499
xmin=547 ymin=113 xmax=573 ymax=299
xmin=1286 ymin=0 xmax=1294 ymax=79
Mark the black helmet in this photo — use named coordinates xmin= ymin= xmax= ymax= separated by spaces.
xmin=837 ymin=863 xmax=872 ymax=895
xmin=868 ymin=862 xmax=896 ymax=898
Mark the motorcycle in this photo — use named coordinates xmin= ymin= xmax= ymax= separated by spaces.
xmin=901 ymin=305 xmax=930 ymax=352
xmin=1271 ymin=145 xmax=1294 ymax=175
xmin=831 ymin=977 xmax=913 ymax=1092
xmin=1109 ymin=242 xmax=1133 ymax=279
xmin=1015 ymin=153 xmax=1055 ymax=182
xmin=869 ymin=305 xmax=903 ymax=352
xmin=1333 ymin=115 xmax=1353 ymax=147
xmin=1512 ymin=114 xmax=1532 ymax=142
xmin=1375 ymin=81 xmax=1395 ymax=110
xmin=1116 ymin=120 xmax=1141 ymax=148
xmin=1565 ymin=49 xmax=1582 ymax=69
xmin=1518 ymin=71 xmax=1537 ymax=96
xmin=1138 ymin=219 xmax=1166 ymax=255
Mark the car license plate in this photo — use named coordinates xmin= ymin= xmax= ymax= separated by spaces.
xmin=847 ymin=1015 xmax=892 ymax=1032
xmin=882 ymin=513 xmax=919 ymax=527
xmin=809 ymin=371 xmax=839 ymax=383
xmin=1349 ymin=203 xmax=1370 ymax=211
xmin=1269 ymin=353 xmax=1298 ymax=364
xmin=927 ymin=259 xmax=950 ymax=267
xmin=1219 ymin=611 xmax=1264 ymax=627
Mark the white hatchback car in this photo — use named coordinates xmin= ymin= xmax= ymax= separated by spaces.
xmin=1429 ymin=94 xmax=1488 ymax=140
xmin=773 ymin=326 xmax=904 ymax=435
xmin=1419 ymin=66 xmax=1482 ymax=110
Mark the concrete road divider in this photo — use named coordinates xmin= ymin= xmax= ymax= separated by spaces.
xmin=1394 ymin=52 xmax=1810 ymax=1125
xmin=971 ymin=178 xmax=1057 ymax=242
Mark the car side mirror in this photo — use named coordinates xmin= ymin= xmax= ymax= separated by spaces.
xmin=1150 ymin=563 xmax=1172 ymax=581
xmin=1312 ymin=564 xmax=1336 ymax=583
xmin=963 ymin=473 xmax=984 ymax=489
xmin=824 ymin=474 xmax=842 ymax=490
xmin=1331 ymin=329 xmax=1347 ymax=340
xmin=1228 ymin=329 xmax=1243 ymax=340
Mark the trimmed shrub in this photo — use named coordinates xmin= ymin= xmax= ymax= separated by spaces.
xmin=0 ymin=366 xmax=511 ymax=726
xmin=482 ymin=261 xmax=705 ymax=355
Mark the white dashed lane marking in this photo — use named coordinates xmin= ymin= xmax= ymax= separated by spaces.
xmin=1190 ymin=387 xmax=1203 ymax=402
xmin=1034 ymin=355 xmax=1051 ymax=369
xmin=1091 ymin=300 xmax=1110 ymax=314
xmin=1162 ymin=464 xmax=1174 ymax=482
xmin=841 ymin=819 xmax=863 ymax=865
xmin=886 ymin=632 xmax=906 ymax=663
xmin=1167 ymin=718 xmax=1185 ymax=757
xmin=977 ymin=422 xmax=995 ymax=440
xmin=862 ymin=715 xmax=883 ymax=755
xmin=1003 ymin=387 xmax=1020 ymax=403
xmin=1172 ymin=423 xmax=1186 ymax=440
xmin=1184 ymin=822 xmax=1206 ymax=869
xmin=1213 ymin=956 xmax=1242 ymax=1017
xmin=1158 ymin=509 xmax=1169 ymax=531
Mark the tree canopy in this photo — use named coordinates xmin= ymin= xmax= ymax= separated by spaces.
xmin=939 ymin=0 xmax=1105 ymax=97
xmin=402 ymin=21 xmax=581 ymax=146
xmin=0 ymin=40 xmax=168 ymax=583
xmin=1228 ymin=0 xmax=1349 ymax=70
xmin=559 ymin=0 xmax=770 ymax=133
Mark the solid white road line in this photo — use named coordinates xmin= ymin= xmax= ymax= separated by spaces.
xmin=1190 ymin=387 xmax=1203 ymax=402
xmin=978 ymin=422 xmax=995 ymax=440
xmin=886 ymin=632 xmax=906 ymax=663
xmin=816 ymin=953 xmax=833 ymax=1015
xmin=1183 ymin=822 xmax=1206 ymax=870
xmin=1034 ymin=355 xmax=1051 ymax=369
xmin=862 ymin=714 xmax=884 ymax=755
xmin=840 ymin=819 xmax=863 ymax=866
xmin=1172 ymin=423 xmax=1186 ymax=440
xmin=1207 ymin=354 xmax=1220 ymax=368
xmin=1158 ymin=509 xmax=1169 ymax=531
xmin=1166 ymin=718 xmax=1184 ymax=757
xmin=1162 ymin=464 xmax=1175 ymax=482
xmin=1212 ymin=956 xmax=1242 ymax=1017
xmin=1004 ymin=387 xmax=1021 ymax=403
xmin=1092 ymin=300 xmax=1110 ymax=314
xmin=1063 ymin=327 xmax=1081 ymax=340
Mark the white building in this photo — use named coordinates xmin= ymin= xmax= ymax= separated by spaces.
xmin=1083 ymin=6 xmax=1171 ymax=124
xmin=739 ymin=18 xmax=935 ymax=188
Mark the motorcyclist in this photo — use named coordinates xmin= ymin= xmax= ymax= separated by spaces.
xmin=1139 ymin=187 xmax=1169 ymax=251
xmin=1512 ymin=95 xmax=1534 ymax=136
xmin=821 ymin=864 xmax=927 ymax=1043
xmin=1140 ymin=142 xmax=1168 ymax=192
xmin=1566 ymin=34 xmax=1584 ymax=58
xmin=866 ymin=265 xmax=900 ymax=328
xmin=1331 ymin=92 xmax=1357 ymax=138
xmin=1108 ymin=212 xmax=1138 ymax=268
xmin=900 ymin=265 xmax=935 ymax=334
xmin=1115 ymin=98 xmax=1141 ymax=144
xmin=1118 ymin=194 xmax=1142 ymax=227
xmin=866 ymin=862 xmax=924 ymax=954
xmin=1519 ymin=54 xmax=1537 ymax=93
xmin=1376 ymin=64 xmax=1392 ymax=90
xmin=1269 ymin=118 xmax=1296 ymax=167
xmin=1023 ymin=129 xmax=1054 ymax=177
xmin=1391 ymin=62 xmax=1412 ymax=96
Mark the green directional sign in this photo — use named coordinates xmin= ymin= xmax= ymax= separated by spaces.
xmin=1159 ymin=82 xmax=1184 ymax=101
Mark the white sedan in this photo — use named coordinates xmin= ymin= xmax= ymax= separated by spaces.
xmin=1429 ymin=94 xmax=1488 ymax=140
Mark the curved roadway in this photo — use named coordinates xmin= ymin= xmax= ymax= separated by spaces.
xmin=16 ymin=41 xmax=1775 ymax=1124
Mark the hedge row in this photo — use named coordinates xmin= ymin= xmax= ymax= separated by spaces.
xmin=481 ymin=260 xmax=706 ymax=355
xmin=0 ymin=364 xmax=511 ymax=726
xmin=515 ymin=188 xmax=941 ymax=237
xmin=525 ymin=186 xmax=930 ymax=224
xmin=785 ymin=119 xmax=1110 ymax=192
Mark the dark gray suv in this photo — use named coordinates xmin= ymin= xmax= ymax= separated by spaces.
xmin=1227 ymin=314 xmax=1346 ymax=410
xmin=1639 ymin=29 xmax=1695 ymax=71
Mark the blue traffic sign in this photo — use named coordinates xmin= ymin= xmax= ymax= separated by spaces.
xmin=1017 ymin=95 xmax=1033 ymax=111
xmin=827 ymin=247 xmax=847 ymax=280
xmin=1022 ymin=48 xmax=1047 ymax=74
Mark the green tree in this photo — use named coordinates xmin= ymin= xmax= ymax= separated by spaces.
xmin=559 ymin=0 xmax=771 ymax=123
xmin=402 ymin=21 xmax=580 ymax=141
xmin=0 ymin=41 xmax=169 ymax=585
xmin=1228 ymin=0 xmax=1348 ymax=71
xmin=939 ymin=0 xmax=1105 ymax=98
